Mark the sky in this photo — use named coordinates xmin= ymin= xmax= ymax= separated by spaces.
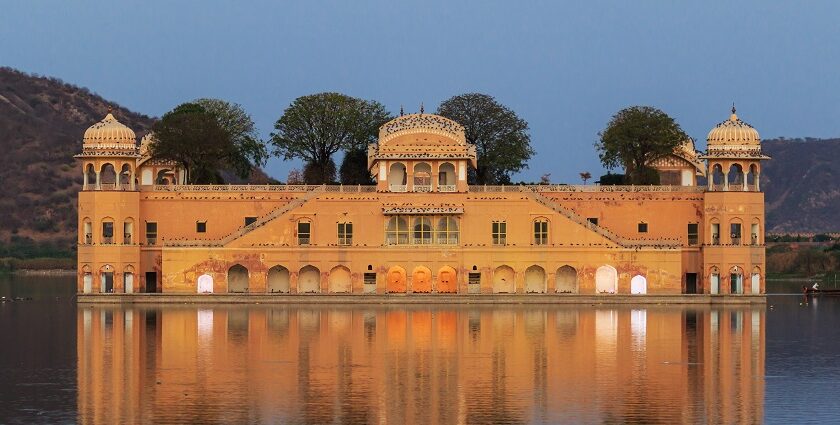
xmin=2 ymin=1 xmax=840 ymax=183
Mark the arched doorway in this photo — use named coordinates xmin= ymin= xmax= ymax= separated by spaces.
xmin=386 ymin=266 xmax=406 ymax=293
xmin=100 ymin=265 xmax=114 ymax=293
xmin=267 ymin=266 xmax=290 ymax=293
xmin=124 ymin=266 xmax=135 ymax=294
xmin=524 ymin=265 xmax=546 ymax=293
xmin=197 ymin=274 xmax=214 ymax=293
xmin=555 ymin=265 xmax=578 ymax=293
xmin=730 ymin=266 xmax=743 ymax=294
xmin=329 ymin=266 xmax=351 ymax=293
xmin=493 ymin=265 xmax=516 ymax=293
xmin=413 ymin=162 xmax=432 ymax=192
xmin=727 ymin=163 xmax=744 ymax=190
xmin=298 ymin=265 xmax=321 ymax=293
xmin=437 ymin=266 xmax=457 ymax=293
xmin=710 ymin=267 xmax=720 ymax=294
xmin=82 ymin=265 xmax=92 ymax=294
xmin=100 ymin=163 xmax=116 ymax=188
xmin=438 ymin=163 xmax=455 ymax=190
xmin=227 ymin=265 xmax=249 ymax=293
xmin=412 ymin=266 xmax=432 ymax=293
xmin=630 ymin=275 xmax=647 ymax=295
xmin=595 ymin=265 xmax=617 ymax=294
xmin=751 ymin=266 xmax=761 ymax=295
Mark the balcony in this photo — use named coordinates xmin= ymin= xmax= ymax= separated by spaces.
xmin=414 ymin=185 xmax=432 ymax=193
xmin=439 ymin=185 xmax=456 ymax=192
xmin=84 ymin=233 xmax=92 ymax=245
xmin=413 ymin=237 xmax=433 ymax=245
xmin=389 ymin=185 xmax=407 ymax=192
xmin=731 ymin=236 xmax=742 ymax=245
xmin=712 ymin=236 xmax=720 ymax=245
xmin=101 ymin=236 xmax=114 ymax=245
xmin=146 ymin=237 xmax=157 ymax=246
xmin=751 ymin=234 xmax=759 ymax=245
xmin=298 ymin=237 xmax=311 ymax=246
xmin=687 ymin=236 xmax=699 ymax=246
xmin=124 ymin=233 xmax=133 ymax=245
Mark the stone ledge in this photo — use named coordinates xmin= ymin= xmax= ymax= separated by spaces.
xmin=76 ymin=294 xmax=766 ymax=305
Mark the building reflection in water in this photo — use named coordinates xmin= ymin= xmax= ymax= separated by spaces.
xmin=77 ymin=305 xmax=764 ymax=423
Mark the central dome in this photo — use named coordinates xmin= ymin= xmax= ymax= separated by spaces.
xmin=83 ymin=112 xmax=137 ymax=148
xmin=706 ymin=107 xmax=760 ymax=147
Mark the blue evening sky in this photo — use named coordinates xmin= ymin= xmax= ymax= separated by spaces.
xmin=2 ymin=1 xmax=839 ymax=183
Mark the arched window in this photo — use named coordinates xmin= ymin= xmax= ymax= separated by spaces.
xmin=439 ymin=163 xmax=456 ymax=191
xmin=751 ymin=266 xmax=761 ymax=295
xmin=85 ymin=164 xmax=96 ymax=190
xmin=119 ymin=164 xmax=132 ymax=189
xmin=140 ymin=168 xmax=153 ymax=186
xmin=413 ymin=163 xmax=432 ymax=192
xmin=710 ymin=219 xmax=720 ymax=245
xmin=298 ymin=265 xmax=321 ymax=293
xmin=101 ymin=217 xmax=115 ymax=244
xmin=100 ymin=163 xmax=117 ymax=189
xmin=746 ymin=163 xmax=758 ymax=191
xmin=82 ymin=218 xmax=92 ymax=244
xmin=436 ymin=217 xmax=459 ymax=244
xmin=123 ymin=218 xmax=134 ymax=245
xmin=524 ymin=265 xmax=546 ymax=293
xmin=533 ymin=218 xmax=549 ymax=245
xmin=156 ymin=169 xmax=174 ymax=185
xmin=388 ymin=163 xmax=407 ymax=191
xmin=751 ymin=219 xmax=760 ymax=246
xmin=711 ymin=164 xmax=725 ymax=190
xmin=267 ymin=265 xmax=290 ymax=293
xmin=730 ymin=219 xmax=743 ymax=245
xmin=727 ymin=163 xmax=744 ymax=190
xmin=386 ymin=216 xmax=408 ymax=245
xmin=413 ymin=217 xmax=432 ymax=244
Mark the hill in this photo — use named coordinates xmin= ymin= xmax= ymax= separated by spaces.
xmin=0 ymin=67 xmax=272 ymax=261
xmin=761 ymin=137 xmax=840 ymax=233
xmin=0 ymin=67 xmax=155 ymax=258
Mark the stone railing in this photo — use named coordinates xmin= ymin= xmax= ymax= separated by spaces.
xmin=414 ymin=185 xmax=432 ymax=193
xmin=389 ymin=185 xmax=407 ymax=193
xmin=439 ymin=185 xmax=457 ymax=192
xmin=145 ymin=184 xmax=375 ymax=193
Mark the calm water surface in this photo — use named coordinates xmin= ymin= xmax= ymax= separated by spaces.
xmin=0 ymin=275 xmax=835 ymax=424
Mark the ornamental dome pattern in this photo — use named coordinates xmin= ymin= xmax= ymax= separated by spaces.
xmin=83 ymin=112 xmax=137 ymax=149
xmin=706 ymin=107 xmax=760 ymax=147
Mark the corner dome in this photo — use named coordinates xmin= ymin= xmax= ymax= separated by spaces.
xmin=83 ymin=112 xmax=137 ymax=149
xmin=706 ymin=107 xmax=760 ymax=147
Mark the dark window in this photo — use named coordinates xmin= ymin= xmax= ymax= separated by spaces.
xmin=298 ymin=221 xmax=311 ymax=245
xmin=730 ymin=223 xmax=742 ymax=245
xmin=244 ymin=217 xmax=257 ymax=226
xmin=687 ymin=223 xmax=699 ymax=245
xmin=468 ymin=272 xmax=481 ymax=285
xmin=492 ymin=221 xmax=506 ymax=245
xmin=102 ymin=222 xmax=115 ymax=244
xmin=638 ymin=222 xmax=648 ymax=233
xmin=196 ymin=221 xmax=206 ymax=233
xmin=364 ymin=273 xmax=376 ymax=285
xmin=338 ymin=222 xmax=352 ymax=245
xmin=587 ymin=217 xmax=598 ymax=226
xmin=146 ymin=222 xmax=158 ymax=245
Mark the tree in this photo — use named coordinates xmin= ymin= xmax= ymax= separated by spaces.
xmin=580 ymin=172 xmax=592 ymax=185
xmin=149 ymin=101 xmax=267 ymax=184
xmin=437 ymin=93 xmax=534 ymax=184
xmin=270 ymin=93 xmax=391 ymax=184
xmin=596 ymin=106 xmax=688 ymax=185
xmin=193 ymin=98 xmax=268 ymax=178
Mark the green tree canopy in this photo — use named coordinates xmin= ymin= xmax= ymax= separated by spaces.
xmin=596 ymin=106 xmax=688 ymax=185
xmin=149 ymin=100 xmax=267 ymax=184
xmin=270 ymin=92 xmax=392 ymax=184
xmin=436 ymin=93 xmax=533 ymax=184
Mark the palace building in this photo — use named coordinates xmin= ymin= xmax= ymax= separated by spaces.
xmin=75 ymin=108 xmax=768 ymax=296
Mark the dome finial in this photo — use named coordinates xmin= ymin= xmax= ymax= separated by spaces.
xmin=730 ymin=103 xmax=737 ymax=121
xmin=400 ymin=105 xmax=404 ymax=116
xmin=420 ymin=102 xmax=424 ymax=114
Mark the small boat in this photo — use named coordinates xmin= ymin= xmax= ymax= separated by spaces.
xmin=803 ymin=286 xmax=840 ymax=295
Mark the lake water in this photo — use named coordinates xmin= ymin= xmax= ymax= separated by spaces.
xmin=0 ymin=275 xmax=835 ymax=424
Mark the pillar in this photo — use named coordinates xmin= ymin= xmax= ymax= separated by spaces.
xmin=95 ymin=171 xmax=101 ymax=190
